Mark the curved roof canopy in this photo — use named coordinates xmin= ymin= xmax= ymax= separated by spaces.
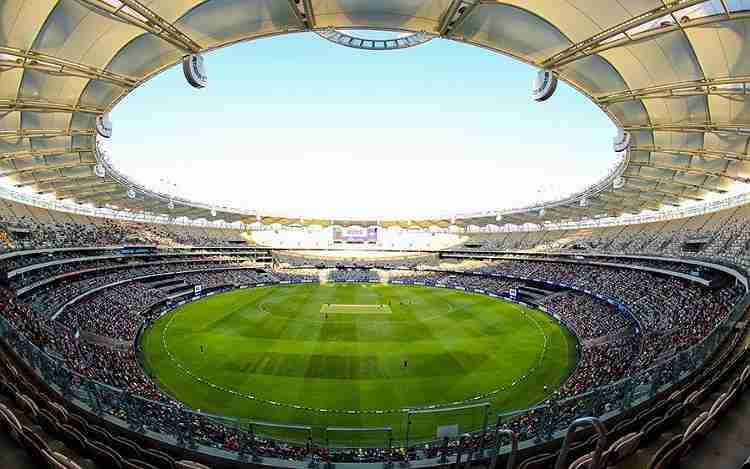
xmin=2 ymin=0 xmax=750 ymax=227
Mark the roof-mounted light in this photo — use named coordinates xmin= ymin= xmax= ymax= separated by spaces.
xmin=613 ymin=128 xmax=631 ymax=152
xmin=183 ymin=54 xmax=207 ymax=89
xmin=95 ymin=113 xmax=112 ymax=138
xmin=533 ymin=70 xmax=557 ymax=102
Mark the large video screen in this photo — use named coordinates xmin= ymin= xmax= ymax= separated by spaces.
xmin=332 ymin=226 xmax=378 ymax=244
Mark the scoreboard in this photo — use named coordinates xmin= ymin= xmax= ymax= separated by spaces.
xmin=332 ymin=226 xmax=378 ymax=244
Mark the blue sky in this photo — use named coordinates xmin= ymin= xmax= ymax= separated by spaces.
xmin=107 ymin=31 xmax=616 ymax=219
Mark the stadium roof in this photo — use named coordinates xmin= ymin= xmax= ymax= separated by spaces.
xmin=2 ymin=0 xmax=750 ymax=227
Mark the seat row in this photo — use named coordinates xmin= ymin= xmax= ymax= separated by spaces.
xmin=514 ymin=331 xmax=748 ymax=469
xmin=0 ymin=344 xmax=212 ymax=469
xmin=0 ymin=325 xmax=747 ymax=469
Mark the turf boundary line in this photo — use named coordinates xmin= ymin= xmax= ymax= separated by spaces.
xmin=156 ymin=283 xmax=551 ymax=415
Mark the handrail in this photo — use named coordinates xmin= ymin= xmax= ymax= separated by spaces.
xmin=489 ymin=428 xmax=518 ymax=469
xmin=554 ymin=417 xmax=608 ymax=469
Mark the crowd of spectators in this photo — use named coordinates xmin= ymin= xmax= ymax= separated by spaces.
xmin=538 ymin=292 xmax=633 ymax=340
xmin=2 ymin=216 xmax=247 ymax=250
xmin=271 ymin=269 xmax=320 ymax=282
xmin=23 ymin=260 xmax=255 ymax=319
xmin=328 ymin=269 xmax=380 ymax=282
xmin=37 ymin=268 xmax=275 ymax=341
xmin=452 ymin=208 xmax=750 ymax=268
xmin=275 ymin=253 xmax=438 ymax=269
xmin=469 ymin=260 xmax=741 ymax=368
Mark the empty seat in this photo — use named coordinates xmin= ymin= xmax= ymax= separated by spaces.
xmin=38 ymin=408 xmax=63 ymax=435
xmin=112 ymin=435 xmax=142 ymax=459
xmin=89 ymin=424 xmax=113 ymax=445
xmin=646 ymin=434 xmax=682 ymax=469
xmin=568 ymin=452 xmax=592 ymax=469
xmin=124 ymin=459 xmax=161 ymax=469
xmin=60 ymin=424 xmax=89 ymax=456
xmin=176 ymin=460 xmax=211 ymax=469
xmin=47 ymin=402 xmax=70 ymax=424
xmin=16 ymin=394 xmax=39 ymax=420
xmin=88 ymin=440 xmax=123 ymax=468
xmin=518 ymin=452 xmax=556 ymax=469
xmin=663 ymin=402 xmax=685 ymax=426
xmin=67 ymin=413 xmax=89 ymax=434
xmin=608 ymin=418 xmax=637 ymax=440
xmin=20 ymin=425 xmax=65 ymax=467
xmin=641 ymin=416 xmax=666 ymax=444
xmin=681 ymin=413 xmax=716 ymax=453
xmin=606 ymin=432 xmax=641 ymax=465
xmin=708 ymin=392 xmax=729 ymax=417
xmin=0 ymin=402 xmax=22 ymax=440
xmin=141 ymin=448 xmax=176 ymax=469
xmin=51 ymin=451 xmax=86 ymax=469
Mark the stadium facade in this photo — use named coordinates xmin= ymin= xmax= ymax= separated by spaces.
xmin=0 ymin=2 xmax=750 ymax=469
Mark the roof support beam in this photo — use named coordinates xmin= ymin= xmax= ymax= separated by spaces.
xmin=62 ymin=186 xmax=122 ymax=200
xmin=559 ymin=10 xmax=750 ymax=68
xmin=589 ymin=196 xmax=657 ymax=212
xmin=0 ymin=129 xmax=95 ymax=141
xmin=0 ymin=46 xmax=138 ymax=88
xmin=53 ymin=182 xmax=120 ymax=198
xmin=76 ymin=0 xmax=201 ymax=53
xmin=544 ymin=8 xmax=750 ymax=70
xmin=631 ymin=145 xmax=750 ymax=162
xmin=624 ymin=123 xmax=750 ymax=136
xmin=92 ymin=195 xmax=129 ymax=205
xmin=597 ymin=76 xmax=750 ymax=104
xmin=598 ymin=190 xmax=669 ymax=207
xmin=14 ymin=174 xmax=93 ymax=188
xmin=629 ymin=161 xmax=750 ymax=183
xmin=541 ymin=0 xmax=705 ymax=68
xmin=36 ymin=177 xmax=106 ymax=193
xmin=442 ymin=0 xmax=479 ymax=36
xmin=546 ymin=206 xmax=583 ymax=219
xmin=286 ymin=0 xmax=315 ymax=29
xmin=618 ymin=185 xmax=704 ymax=202
xmin=622 ymin=173 xmax=726 ymax=193
xmin=1 ymin=147 xmax=94 ymax=161
xmin=0 ymin=99 xmax=105 ymax=114
xmin=0 ymin=162 xmax=95 ymax=177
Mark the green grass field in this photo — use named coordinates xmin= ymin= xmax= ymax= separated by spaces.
xmin=140 ymin=284 xmax=576 ymax=446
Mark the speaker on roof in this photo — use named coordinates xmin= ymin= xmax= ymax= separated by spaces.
xmin=495 ymin=214 xmax=503 ymax=222
xmin=183 ymin=54 xmax=207 ymax=89
xmin=168 ymin=199 xmax=175 ymax=210
xmin=94 ymin=163 xmax=106 ymax=178
xmin=532 ymin=70 xmax=558 ymax=102
xmin=211 ymin=208 xmax=217 ymax=217
xmin=579 ymin=198 xmax=589 ymax=208
xmin=127 ymin=188 xmax=136 ymax=199
xmin=613 ymin=128 xmax=631 ymax=152
xmin=96 ymin=113 xmax=112 ymax=138
xmin=613 ymin=177 xmax=625 ymax=189
xmin=539 ymin=208 xmax=546 ymax=217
